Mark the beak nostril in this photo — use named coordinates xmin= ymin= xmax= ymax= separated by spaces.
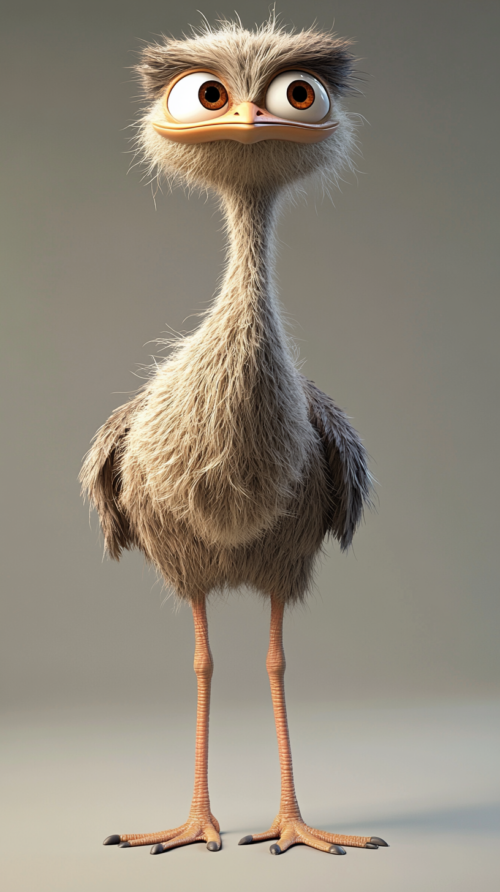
xmin=256 ymin=110 xmax=263 ymax=116
xmin=233 ymin=111 xmax=239 ymax=116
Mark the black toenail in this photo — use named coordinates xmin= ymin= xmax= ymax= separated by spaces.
xmin=103 ymin=835 xmax=121 ymax=846
xmin=370 ymin=836 xmax=389 ymax=846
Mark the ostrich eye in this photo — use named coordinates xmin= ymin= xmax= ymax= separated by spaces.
xmin=287 ymin=81 xmax=315 ymax=109
xmin=167 ymin=72 xmax=229 ymax=123
xmin=265 ymin=71 xmax=330 ymax=123
xmin=199 ymin=81 xmax=228 ymax=110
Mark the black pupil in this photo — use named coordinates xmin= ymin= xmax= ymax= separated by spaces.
xmin=204 ymin=86 xmax=221 ymax=104
xmin=292 ymin=85 xmax=308 ymax=103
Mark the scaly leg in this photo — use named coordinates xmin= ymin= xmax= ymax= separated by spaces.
xmin=238 ymin=595 xmax=388 ymax=855
xmin=103 ymin=596 xmax=221 ymax=854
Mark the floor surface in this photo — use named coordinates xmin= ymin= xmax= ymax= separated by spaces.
xmin=2 ymin=699 xmax=499 ymax=891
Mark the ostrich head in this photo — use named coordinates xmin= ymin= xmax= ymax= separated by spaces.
xmin=136 ymin=18 xmax=358 ymax=199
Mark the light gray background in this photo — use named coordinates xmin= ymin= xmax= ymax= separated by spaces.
xmin=1 ymin=2 xmax=499 ymax=890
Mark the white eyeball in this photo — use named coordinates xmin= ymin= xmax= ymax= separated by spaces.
xmin=167 ymin=72 xmax=229 ymax=123
xmin=265 ymin=71 xmax=330 ymax=123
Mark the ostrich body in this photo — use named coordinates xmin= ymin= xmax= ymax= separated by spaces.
xmin=81 ymin=20 xmax=387 ymax=857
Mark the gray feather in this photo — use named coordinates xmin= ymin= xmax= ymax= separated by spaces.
xmin=303 ymin=377 xmax=372 ymax=550
xmin=79 ymin=392 xmax=146 ymax=559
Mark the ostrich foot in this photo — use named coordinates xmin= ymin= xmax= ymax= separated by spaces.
xmin=238 ymin=816 xmax=388 ymax=855
xmin=103 ymin=814 xmax=221 ymax=853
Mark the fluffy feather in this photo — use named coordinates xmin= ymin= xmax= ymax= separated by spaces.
xmin=80 ymin=391 xmax=145 ymax=559
xmin=137 ymin=18 xmax=356 ymax=101
xmin=304 ymin=378 xmax=372 ymax=550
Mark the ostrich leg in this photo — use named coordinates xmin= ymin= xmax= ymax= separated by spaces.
xmin=239 ymin=595 xmax=388 ymax=855
xmin=103 ymin=596 xmax=221 ymax=853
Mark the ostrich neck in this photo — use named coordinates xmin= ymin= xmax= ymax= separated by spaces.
xmin=204 ymin=188 xmax=283 ymax=348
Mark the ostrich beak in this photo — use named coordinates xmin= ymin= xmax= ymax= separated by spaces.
xmin=152 ymin=101 xmax=338 ymax=145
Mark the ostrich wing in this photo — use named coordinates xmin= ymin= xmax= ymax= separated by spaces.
xmin=303 ymin=377 xmax=372 ymax=550
xmin=79 ymin=392 xmax=146 ymax=560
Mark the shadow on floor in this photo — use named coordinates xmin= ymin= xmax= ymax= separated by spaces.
xmin=322 ymin=802 xmax=500 ymax=834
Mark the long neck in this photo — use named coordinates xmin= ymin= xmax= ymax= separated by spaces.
xmin=221 ymin=188 xmax=278 ymax=308
xmin=203 ymin=188 xmax=284 ymax=350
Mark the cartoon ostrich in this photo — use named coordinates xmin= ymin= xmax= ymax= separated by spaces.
xmin=81 ymin=18 xmax=388 ymax=857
